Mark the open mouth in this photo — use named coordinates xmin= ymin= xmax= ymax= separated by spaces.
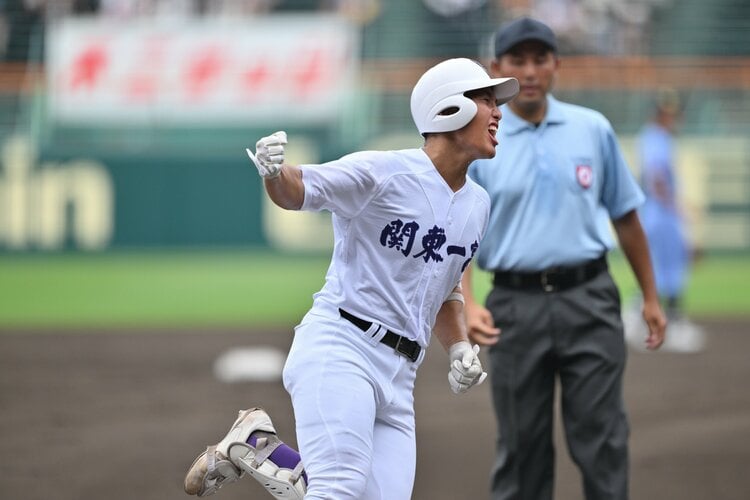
xmin=488 ymin=124 xmax=498 ymax=146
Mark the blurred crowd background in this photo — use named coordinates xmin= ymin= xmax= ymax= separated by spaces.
xmin=0 ymin=0 xmax=748 ymax=253
xmin=3 ymin=0 xmax=749 ymax=58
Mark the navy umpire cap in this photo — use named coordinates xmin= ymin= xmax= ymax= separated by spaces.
xmin=494 ymin=17 xmax=558 ymax=57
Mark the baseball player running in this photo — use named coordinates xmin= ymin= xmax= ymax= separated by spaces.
xmin=183 ymin=57 xmax=519 ymax=499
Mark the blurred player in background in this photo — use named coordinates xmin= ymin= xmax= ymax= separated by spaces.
xmin=626 ymin=87 xmax=707 ymax=353
xmin=461 ymin=17 xmax=667 ymax=500
xmin=184 ymin=57 xmax=519 ymax=499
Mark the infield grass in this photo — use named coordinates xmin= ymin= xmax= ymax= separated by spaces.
xmin=0 ymin=250 xmax=748 ymax=329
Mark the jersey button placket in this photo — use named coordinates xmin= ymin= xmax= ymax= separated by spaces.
xmin=447 ymin=195 xmax=456 ymax=226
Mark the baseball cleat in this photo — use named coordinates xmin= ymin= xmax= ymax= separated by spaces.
xmin=184 ymin=408 xmax=306 ymax=498
xmin=184 ymin=445 xmax=241 ymax=496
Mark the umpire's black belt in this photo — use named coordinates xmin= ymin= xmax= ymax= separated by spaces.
xmin=339 ymin=308 xmax=421 ymax=362
xmin=493 ymin=255 xmax=608 ymax=293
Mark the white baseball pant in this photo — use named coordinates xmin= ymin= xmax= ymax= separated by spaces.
xmin=283 ymin=313 xmax=423 ymax=499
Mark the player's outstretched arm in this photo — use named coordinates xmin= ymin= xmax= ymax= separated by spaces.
xmin=264 ymin=164 xmax=304 ymax=210
xmin=247 ymin=131 xmax=304 ymax=210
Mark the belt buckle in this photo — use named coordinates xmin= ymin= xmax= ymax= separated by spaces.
xmin=540 ymin=271 xmax=555 ymax=292
xmin=394 ymin=336 xmax=420 ymax=362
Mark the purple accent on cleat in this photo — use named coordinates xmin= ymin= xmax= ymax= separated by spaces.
xmin=248 ymin=433 xmax=308 ymax=484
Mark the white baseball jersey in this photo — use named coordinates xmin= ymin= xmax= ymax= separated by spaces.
xmin=299 ymin=148 xmax=490 ymax=348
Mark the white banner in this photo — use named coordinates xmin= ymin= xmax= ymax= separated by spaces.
xmin=46 ymin=15 xmax=360 ymax=125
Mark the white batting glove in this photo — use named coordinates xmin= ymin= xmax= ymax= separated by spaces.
xmin=247 ymin=131 xmax=287 ymax=179
xmin=448 ymin=341 xmax=487 ymax=394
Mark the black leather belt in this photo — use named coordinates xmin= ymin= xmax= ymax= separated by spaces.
xmin=339 ymin=308 xmax=421 ymax=362
xmin=493 ymin=255 xmax=608 ymax=293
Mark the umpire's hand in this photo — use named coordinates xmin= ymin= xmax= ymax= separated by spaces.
xmin=642 ymin=298 xmax=667 ymax=350
xmin=465 ymin=301 xmax=501 ymax=346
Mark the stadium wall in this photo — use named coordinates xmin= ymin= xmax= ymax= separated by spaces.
xmin=1 ymin=8 xmax=748 ymax=253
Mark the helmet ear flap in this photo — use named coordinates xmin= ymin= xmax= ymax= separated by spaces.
xmin=425 ymin=94 xmax=478 ymax=134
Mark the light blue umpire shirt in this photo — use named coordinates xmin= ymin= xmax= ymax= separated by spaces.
xmin=468 ymin=94 xmax=645 ymax=272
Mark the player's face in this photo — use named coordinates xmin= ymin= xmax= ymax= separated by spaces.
xmin=492 ymin=41 xmax=558 ymax=116
xmin=459 ymin=88 xmax=502 ymax=159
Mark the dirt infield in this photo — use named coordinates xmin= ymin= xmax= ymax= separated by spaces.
xmin=1 ymin=319 xmax=749 ymax=500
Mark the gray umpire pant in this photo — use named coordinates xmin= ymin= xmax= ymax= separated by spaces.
xmin=486 ymin=269 xmax=629 ymax=500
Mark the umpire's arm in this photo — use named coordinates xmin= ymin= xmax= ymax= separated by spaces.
xmin=612 ymin=209 xmax=667 ymax=349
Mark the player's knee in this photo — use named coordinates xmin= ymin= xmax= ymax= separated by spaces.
xmin=304 ymin=454 xmax=371 ymax=499
xmin=305 ymin=476 xmax=369 ymax=500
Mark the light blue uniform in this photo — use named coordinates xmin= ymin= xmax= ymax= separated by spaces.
xmin=469 ymin=95 xmax=644 ymax=271
xmin=637 ymin=122 xmax=689 ymax=298
xmin=468 ymin=96 xmax=645 ymax=500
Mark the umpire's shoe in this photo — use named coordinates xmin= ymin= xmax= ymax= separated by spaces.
xmin=184 ymin=408 xmax=307 ymax=499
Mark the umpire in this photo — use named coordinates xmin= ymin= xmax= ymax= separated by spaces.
xmin=462 ymin=17 xmax=667 ymax=500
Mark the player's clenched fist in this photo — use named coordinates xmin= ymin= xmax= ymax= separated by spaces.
xmin=448 ymin=341 xmax=487 ymax=394
xmin=249 ymin=131 xmax=287 ymax=179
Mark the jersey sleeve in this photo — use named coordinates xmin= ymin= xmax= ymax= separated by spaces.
xmin=598 ymin=118 xmax=646 ymax=219
xmin=300 ymin=151 xmax=383 ymax=219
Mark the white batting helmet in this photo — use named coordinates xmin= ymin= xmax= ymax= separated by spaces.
xmin=410 ymin=58 xmax=519 ymax=135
